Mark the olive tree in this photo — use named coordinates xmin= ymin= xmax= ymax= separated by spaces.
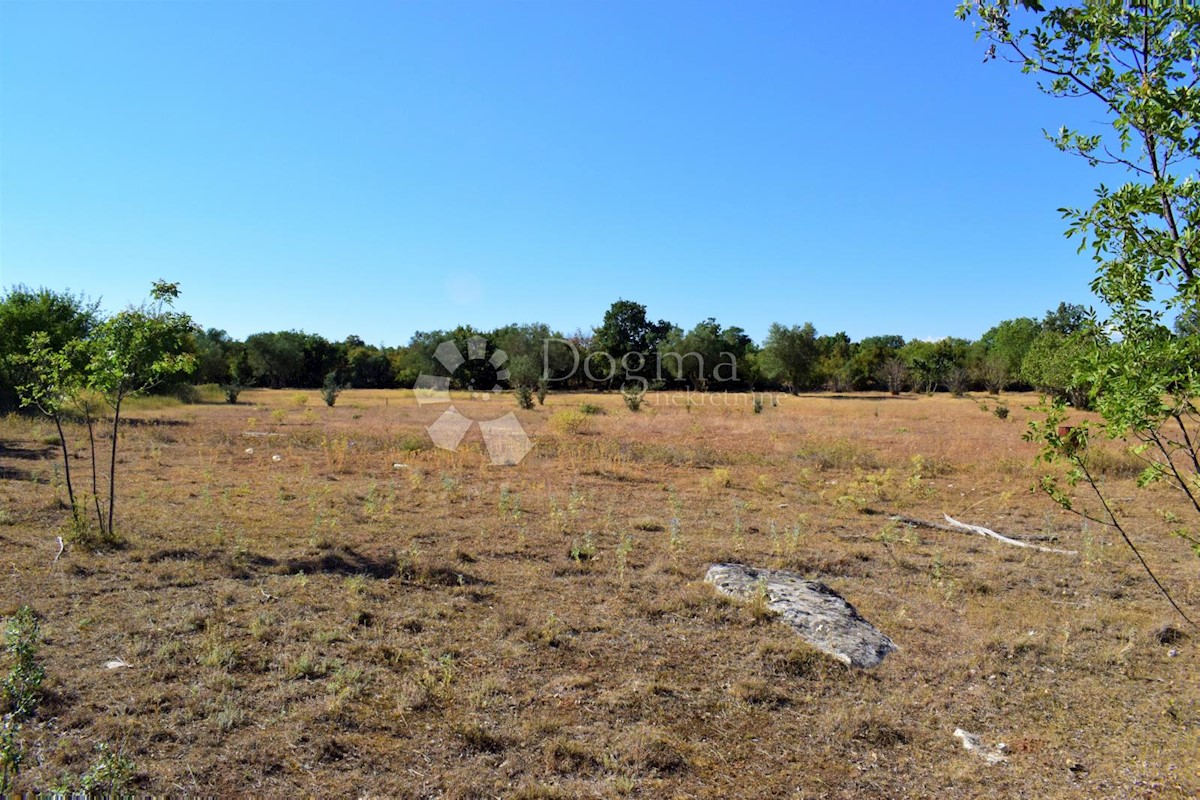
xmin=961 ymin=0 xmax=1200 ymax=621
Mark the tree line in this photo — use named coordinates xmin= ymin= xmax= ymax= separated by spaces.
xmin=0 ymin=285 xmax=1142 ymax=410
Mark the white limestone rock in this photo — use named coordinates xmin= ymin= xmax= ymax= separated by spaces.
xmin=704 ymin=562 xmax=896 ymax=669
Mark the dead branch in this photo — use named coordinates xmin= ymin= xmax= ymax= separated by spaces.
xmin=888 ymin=514 xmax=1078 ymax=556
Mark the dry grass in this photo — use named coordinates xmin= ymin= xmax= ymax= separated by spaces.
xmin=0 ymin=390 xmax=1196 ymax=797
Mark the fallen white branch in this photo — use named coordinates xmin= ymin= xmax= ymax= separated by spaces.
xmin=888 ymin=514 xmax=1077 ymax=556
xmin=942 ymin=514 xmax=1077 ymax=556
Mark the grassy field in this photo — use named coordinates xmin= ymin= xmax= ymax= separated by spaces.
xmin=0 ymin=389 xmax=1197 ymax=797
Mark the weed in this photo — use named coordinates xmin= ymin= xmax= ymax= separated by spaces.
xmin=2 ymin=607 xmax=44 ymax=720
xmin=549 ymin=410 xmax=589 ymax=435
xmin=345 ymin=574 xmax=368 ymax=597
xmin=216 ymin=699 xmax=245 ymax=734
xmin=414 ymin=651 xmax=456 ymax=698
xmin=993 ymin=403 xmax=1010 ymax=420
xmin=499 ymin=486 xmax=522 ymax=520
xmin=747 ymin=577 xmax=773 ymax=622
xmin=250 ymin=613 xmax=274 ymax=642
xmin=79 ymin=743 xmax=136 ymax=797
xmin=615 ymin=534 xmax=634 ymax=582
xmin=284 ymin=649 xmax=328 ymax=680
xmin=322 ymin=435 xmax=350 ymax=472
xmin=327 ymin=664 xmax=366 ymax=708
xmin=569 ymin=532 xmax=597 ymax=563
xmin=753 ymin=396 xmax=763 ymax=414
xmin=397 ymin=434 xmax=425 ymax=452
xmin=0 ymin=715 xmax=21 ymax=794
xmin=65 ymin=512 xmax=122 ymax=553
xmin=668 ymin=517 xmax=683 ymax=557
xmin=579 ymin=403 xmax=605 ymax=415
xmin=702 ymin=468 xmax=732 ymax=491
xmin=621 ymin=386 xmax=644 ymax=412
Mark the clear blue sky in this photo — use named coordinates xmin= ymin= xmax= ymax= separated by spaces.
xmin=0 ymin=0 xmax=1102 ymax=347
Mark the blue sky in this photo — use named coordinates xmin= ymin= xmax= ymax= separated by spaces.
xmin=0 ymin=1 xmax=1103 ymax=346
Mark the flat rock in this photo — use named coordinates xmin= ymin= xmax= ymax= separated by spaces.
xmin=704 ymin=563 xmax=896 ymax=668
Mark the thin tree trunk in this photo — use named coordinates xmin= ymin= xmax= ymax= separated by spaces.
xmin=84 ymin=408 xmax=104 ymax=534
xmin=52 ymin=415 xmax=77 ymax=519
xmin=107 ymin=394 xmax=122 ymax=537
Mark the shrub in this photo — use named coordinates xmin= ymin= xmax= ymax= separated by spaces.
xmin=0 ymin=713 xmax=19 ymax=795
xmin=549 ymin=410 xmax=589 ymax=435
xmin=621 ymin=386 xmax=644 ymax=412
xmin=515 ymin=386 xmax=534 ymax=410
xmin=321 ymin=372 xmax=345 ymax=407
xmin=79 ymin=743 xmax=136 ymax=797
xmin=536 ymin=379 xmax=548 ymax=406
xmin=578 ymin=403 xmax=604 ymax=416
xmin=753 ymin=396 xmax=763 ymax=414
xmin=993 ymin=404 xmax=1009 ymax=420
xmin=2 ymin=606 xmax=43 ymax=720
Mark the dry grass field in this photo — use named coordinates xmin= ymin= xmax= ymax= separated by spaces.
xmin=0 ymin=389 xmax=1197 ymax=797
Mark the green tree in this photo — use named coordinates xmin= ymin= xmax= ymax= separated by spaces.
xmin=16 ymin=333 xmax=84 ymax=521
xmin=222 ymin=347 xmax=254 ymax=404
xmin=1020 ymin=329 xmax=1097 ymax=408
xmin=901 ymin=338 xmax=970 ymax=394
xmin=244 ymin=332 xmax=305 ymax=389
xmin=1041 ymin=302 xmax=1090 ymax=335
xmin=0 ymin=286 xmax=98 ymax=412
xmin=815 ymin=331 xmax=853 ymax=391
xmin=972 ymin=317 xmax=1040 ymax=392
xmin=592 ymin=300 xmax=673 ymax=388
xmin=962 ymin=0 xmax=1200 ymax=620
xmin=847 ymin=335 xmax=906 ymax=390
xmin=658 ymin=318 xmax=752 ymax=390
xmin=189 ymin=328 xmax=235 ymax=385
xmin=18 ymin=282 xmax=195 ymax=541
xmin=760 ymin=323 xmax=819 ymax=393
xmin=84 ymin=281 xmax=196 ymax=537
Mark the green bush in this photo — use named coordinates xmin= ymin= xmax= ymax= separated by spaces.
xmin=621 ymin=387 xmax=644 ymax=412
xmin=515 ymin=386 xmax=534 ymax=410
xmin=2 ymin=607 xmax=43 ymax=721
xmin=321 ymin=371 xmax=345 ymax=407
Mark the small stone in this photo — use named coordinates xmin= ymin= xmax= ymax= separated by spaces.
xmin=954 ymin=727 xmax=1008 ymax=764
xmin=245 ymin=448 xmax=254 ymax=454
xmin=272 ymin=454 xmax=282 ymax=462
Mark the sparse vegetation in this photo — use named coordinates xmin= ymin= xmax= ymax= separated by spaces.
xmin=0 ymin=389 xmax=1194 ymax=795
